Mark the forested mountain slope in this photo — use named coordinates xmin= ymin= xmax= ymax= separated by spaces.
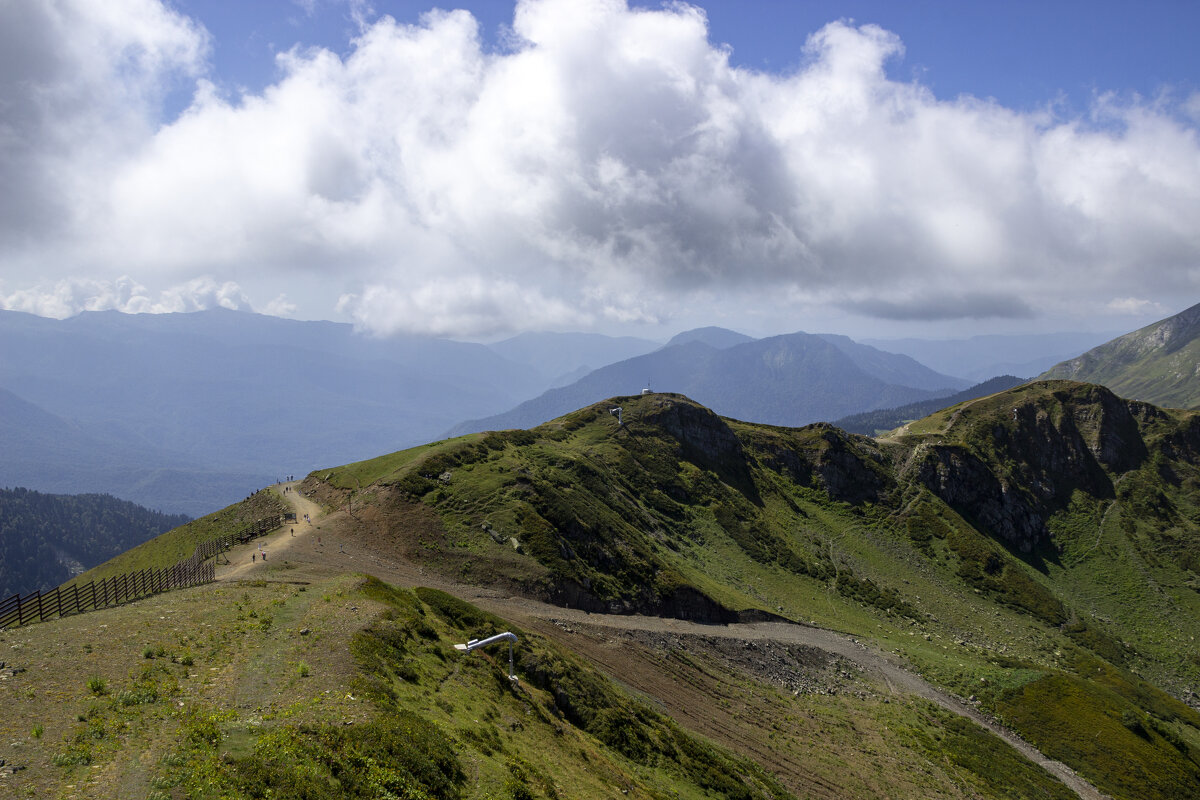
xmin=0 ymin=488 xmax=189 ymax=597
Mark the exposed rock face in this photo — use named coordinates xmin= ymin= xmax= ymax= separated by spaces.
xmin=1135 ymin=302 xmax=1200 ymax=356
xmin=915 ymin=384 xmax=1153 ymax=551
xmin=917 ymin=445 xmax=1046 ymax=552
xmin=807 ymin=425 xmax=890 ymax=504
xmin=756 ymin=424 xmax=889 ymax=504
xmin=1159 ymin=411 xmax=1200 ymax=464
xmin=641 ymin=395 xmax=756 ymax=494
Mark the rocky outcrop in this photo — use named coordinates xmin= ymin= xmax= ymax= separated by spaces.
xmin=755 ymin=424 xmax=890 ymax=504
xmin=641 ymin=395 xmax=757 ymax=496
xmin=808 ymin=425 xmax=890 ymax=504
xmin=917 ymin=445 xmax=1046 ymax=552
xmin=915 ymin=384 xmax=1154 ymax=551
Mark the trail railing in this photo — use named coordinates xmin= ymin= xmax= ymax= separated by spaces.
xmin=0 ymin=514 xmax=285 ymax=630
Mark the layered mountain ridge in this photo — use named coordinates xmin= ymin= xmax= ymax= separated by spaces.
xmin=38 ymin=378 xmax=1200 ymax=800
xmin=1041 ymin=301 xmax=1200 ymax=408
xmin=296 ymin=379 xmax=1200 ymax=799
xmin=450 ymin=330 xmax=967 ymax=436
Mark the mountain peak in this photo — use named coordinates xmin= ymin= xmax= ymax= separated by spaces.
xmin=664 ymin=326 xmax=755 ymax=350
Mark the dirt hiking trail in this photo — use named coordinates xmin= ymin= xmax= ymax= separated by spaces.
xmin=215 ymin=487 xmax=1108 ymax=800
xmin=215 ymin=481 xmax=325 ymax=582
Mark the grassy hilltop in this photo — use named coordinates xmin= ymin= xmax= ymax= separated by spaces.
xmin=312 ymin=382 xmax=1200 ymax=799
xmin=3 ymin=380 xmax=1200 ymax=800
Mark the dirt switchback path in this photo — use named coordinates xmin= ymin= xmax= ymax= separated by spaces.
xmin=216 ymin=481 xmax=326 ymax=582
xmin=242 ymin=497 xmax=1108 ymax=800
xmin=478 ymin=605 xmax=1108 ymax=800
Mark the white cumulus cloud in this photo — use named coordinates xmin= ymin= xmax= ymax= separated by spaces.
xmin=1 ymin=0 xmax=1198 ymax=336
xmin=0 ymin=276 xmax=250 ymax=318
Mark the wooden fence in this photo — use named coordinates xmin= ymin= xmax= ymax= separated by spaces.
xmin=0 ymin=514 xmax=285 ymax=630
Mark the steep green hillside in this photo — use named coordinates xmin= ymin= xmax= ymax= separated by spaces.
xmin=1040 ymin=302 xmax=1200 ymax=408
xmin=307 ymin=384 xmax=1200 ymax=800
xmin=67 ymin=487 xmax=286 ymax=585
xmin=3 ymin=570 xmax=1081 ymax=800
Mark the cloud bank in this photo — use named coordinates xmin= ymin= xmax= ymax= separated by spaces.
xmin=2 ymin=0 xmax=1198 ymax=335
xmin=0 ymin=276 xmax=250 ymax=318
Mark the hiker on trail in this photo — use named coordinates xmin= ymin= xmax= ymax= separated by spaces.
xmin=252 ymin=553 xmax=256 ymax=562
xmin=262 ymin=550 xmax=267 ymax=561
xmin=290 ymin=528 xmax=294 ymax=536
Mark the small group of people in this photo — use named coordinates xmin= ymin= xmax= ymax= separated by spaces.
xmin=251 ymin=548 xmax=267 ymax=562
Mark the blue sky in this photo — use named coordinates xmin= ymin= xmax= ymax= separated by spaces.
xmin=176 ymin=0 xmax=1199 ymax=115
xmin=1 ymin=0 xmax=1198 ymax=340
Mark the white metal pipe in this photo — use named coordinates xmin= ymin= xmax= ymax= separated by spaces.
xmin=454 ymin=631 xmax=519 ymax=681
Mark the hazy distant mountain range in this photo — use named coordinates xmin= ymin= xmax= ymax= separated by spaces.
xmin=450 ymin=329 xmax=968 ymax=435
xmin=0 ymin=309 xmax=552 ymax=515
xmin=487 ymin=331 xmax=660 ymax=388
xmin=3 ymin=307 xmax=1156 ymax=518
xmin=1040 ymin=302 xmax=1200 ymax=409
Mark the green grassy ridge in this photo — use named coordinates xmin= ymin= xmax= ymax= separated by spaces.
xmin=162 ymin=577 xmax=796 ymax=800
xmin=1 ymin=554 xmax=1158 ymax=798
xmin=1039 ymin=303 xmax=1200 ymax=409
xmin=161 ymin=578 xmax=1088 ymax=800
xmin=348 ymin=397 xmax=917 ymax=620
xmin=318 ymin=385 xmax=1200 ymax=798
xmin=834 ymin=374 xmax=1027 ymax=436
xmin=67 ymin=487 xmax=287 ymax=585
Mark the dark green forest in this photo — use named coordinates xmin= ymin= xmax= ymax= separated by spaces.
xmin=0 ymin=487 xmax=189 ymax=598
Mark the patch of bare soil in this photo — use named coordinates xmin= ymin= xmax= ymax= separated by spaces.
xmin=606 ymin=626 xmax=871 ymax=699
